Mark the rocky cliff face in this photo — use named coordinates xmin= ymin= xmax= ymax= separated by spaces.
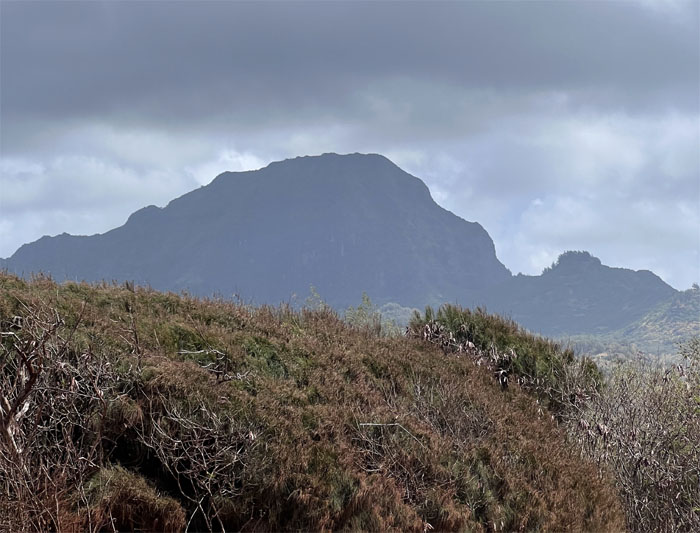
xmin=2 ymin=153 xmax=511 ymax=308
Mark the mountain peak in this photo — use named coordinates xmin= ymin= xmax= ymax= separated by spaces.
xmin=264 ymin=152 xmax=398 ymax=174
xmin=550 ymin=251 xmax=602 ymax=272
xmin=482 ymin=249 xmax=677 ymax=335
xmin=3 ymin=152 xmax=509 ymax=308
xmin=125 ymin=205 xmax=161 ymax=226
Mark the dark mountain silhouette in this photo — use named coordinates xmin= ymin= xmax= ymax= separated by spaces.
xmin=478 ymin=251 xmax=677 ymax=336
xmin=0 ymin=153 xmax=510 ymax=309
xmin=0 ymin=153 xmax=681 ymax=338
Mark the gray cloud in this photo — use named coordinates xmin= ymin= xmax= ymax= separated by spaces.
xmin=2 ymin=1 xmax=696 ymax=127
xmin=1 ymin=0 xmax=698 ymax=289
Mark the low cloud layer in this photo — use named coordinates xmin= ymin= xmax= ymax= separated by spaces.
xmin=1 ymin=1 xmax=698 ymax=288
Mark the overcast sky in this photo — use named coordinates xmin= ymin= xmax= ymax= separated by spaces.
xmin=1 ymin=0 xmax=698 ymax=289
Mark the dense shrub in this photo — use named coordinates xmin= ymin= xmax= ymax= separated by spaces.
xmin=407 ymin=304 xmax=602 ymax=418
xmin=407 ymin=303 xmax=700 ymax=532
xmin=572 ymin=340 xmax=700 ymax=532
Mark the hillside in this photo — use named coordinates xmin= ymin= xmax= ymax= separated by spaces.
xmin=617 ymin=283 xmax=700 ymax=351
xmin=407 ymin=303 xmax=700 ymax=532
xmin=0 ymin=273 xmax=624 ymax=532
xmin=566 ymin=284 xmax=700 ymax=365
xmin=0 ymin=153 xmax=510 ymax=309
xmin=479 ymin=251 xmax=677 ymax=336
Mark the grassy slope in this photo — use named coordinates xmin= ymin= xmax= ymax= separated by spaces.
xmin=0 ymin=273 xmax=624 ymax=532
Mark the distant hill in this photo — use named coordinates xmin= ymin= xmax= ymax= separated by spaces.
xmin=566 ymin=284 xmax=700 ymax=364
xmin=621 ymin=284 xmax=700 ymax=347
xmin=0 ymin=153 xmax=686 ymax=341
xmin=478 ymin=251 xmax=677 ymax=336
xmin=0 ymin=153 xmax=509 ymax=309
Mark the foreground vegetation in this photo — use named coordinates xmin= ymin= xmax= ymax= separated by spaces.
xmin=0 ymin=274 xmax=625 ymax=531
xmin=574 ymin=351 xmax=699 ymax=531
xmin=409 ymin=305 xmax=700 ymax=532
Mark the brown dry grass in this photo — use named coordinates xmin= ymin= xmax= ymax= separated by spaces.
xmin=86 ymin=466 xmax=186 ymax=532
xmin=0 ymin=273 xmax=625 ymax=531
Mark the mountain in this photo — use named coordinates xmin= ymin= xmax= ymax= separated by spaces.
xmin=619 ymin=284 xmax=700 ymax=349
xmin=0 ymin=153 xmax=510 ymax=309
xmin=478 ymin=251 xmax=677 ymax=336
xmin=1 ymin=154 xmax=685 ymax=340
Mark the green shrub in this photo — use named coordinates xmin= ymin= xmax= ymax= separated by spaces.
xmin=408 ymin=304 xmax=602 ymax=416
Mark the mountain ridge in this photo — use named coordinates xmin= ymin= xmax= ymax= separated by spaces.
xmin=478 ymin=250 xmax=676 ymax=336
xmin=1 ymin=152 xmax=510 ymax=308
xmin=1 ymin=153 xmax=684 ymax=339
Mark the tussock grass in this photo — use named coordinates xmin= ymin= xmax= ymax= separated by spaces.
xmin=86 ymin=466 xmax=186 ymax=532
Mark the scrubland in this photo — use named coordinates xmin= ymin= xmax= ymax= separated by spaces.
xmin=1 ymin=273 xmax=696 ymax=531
